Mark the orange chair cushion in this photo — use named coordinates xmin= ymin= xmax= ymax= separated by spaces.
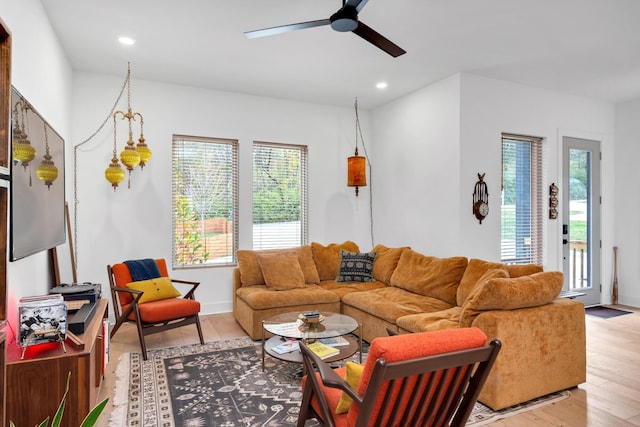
xmin=347 ymin=327 xmax=488 ymax=425
xmin=123 ymin=297 xmax=201 ymax=323
xmin=303 ymin=367 xmax=349 ymax=427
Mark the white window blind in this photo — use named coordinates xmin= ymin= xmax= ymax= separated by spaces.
xmin=252 ymin=142 xmax=308 ymax=249
xmin=501 ymin=133 xmax=544 ymax=265
xmin=172 ymin=135 xmax=238 ymax=267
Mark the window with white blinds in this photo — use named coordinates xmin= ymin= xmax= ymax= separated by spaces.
xmin=252 ymin=142 xmax=308 ymax=249
xmin=501 ymin=133 xmax=544 ymax=265
xmin=172 ymin=135 xmax=238 ymax=267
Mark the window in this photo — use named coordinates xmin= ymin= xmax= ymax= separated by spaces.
xmin=253 ymin=142 xmax=308 ymax=249
xmin=501 ymin=133 xmax=544 ymax=265
xmin=172 ymin=135 xmax=238 ymax=267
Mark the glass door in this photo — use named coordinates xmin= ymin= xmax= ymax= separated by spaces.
xmin=562 ymin=137 xmax=601 ymax=306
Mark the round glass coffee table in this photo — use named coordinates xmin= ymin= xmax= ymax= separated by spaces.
xmin=261 ymin=311 xmax=362 ymax=370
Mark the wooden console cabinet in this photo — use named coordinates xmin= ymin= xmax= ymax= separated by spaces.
xmin=5 ymin=299 xmax=108 ymax=426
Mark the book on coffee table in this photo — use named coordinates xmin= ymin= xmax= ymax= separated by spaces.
xmin=272 ymin=339 xmax=300 ymax=354
xmin=307 ymin=341 xmax=340 ymax=359
xmin=318 ymin=336 xmax=350 ymax=347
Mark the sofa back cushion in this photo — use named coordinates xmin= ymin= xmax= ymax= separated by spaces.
xmin=457 ymin=259 xmax=508 ymax=306
xmin=371 ymin=244 xmax=410 ymax=284
xmin=389 ymin=249 xmax=467 ymax=305
xmin=311 ymin=241 xmax=360 ymax=281
xmin=506 ymin=263 xmax=544 ymax=278
xmin=237 ymin=245 xmax=320 ymax=286
xmin=459 ymin=271 xmax=563 ymax=327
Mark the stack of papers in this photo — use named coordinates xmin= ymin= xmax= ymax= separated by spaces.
xmin=272 ymin=339 xmax=300 ymax=354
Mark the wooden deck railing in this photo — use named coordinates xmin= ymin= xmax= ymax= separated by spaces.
xmin=569 ymin=240 xmax=587 ymax=288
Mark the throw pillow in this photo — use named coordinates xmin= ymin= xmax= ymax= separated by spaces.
xmin=237 ymin=246 xmax=320 ymax=286
xmin=456 ymin=259 xmax=509 ymax=306
xmin=256 ymin=252 xmax=306 ymax=290
xmin=126 ymin=277 xmax=181 ymax=304
xmin=311 ymin=241 xmax=360 ymax=280
xmin=336 ymin=250 xmax=377 ymax=282
xmin=459 ymin=269 xmax=510 ymax=327
xmin=335 ymin=361 xmax=365 ymax=414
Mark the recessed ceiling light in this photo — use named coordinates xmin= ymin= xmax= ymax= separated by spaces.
xmin=376 ymin=82 xmax=388 ymax=90
xmin=118 ymin=36 xmax=135 ymax=45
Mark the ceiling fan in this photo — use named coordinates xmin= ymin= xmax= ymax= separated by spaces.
xmin=244 ymin=0 xmax=406 ymax=57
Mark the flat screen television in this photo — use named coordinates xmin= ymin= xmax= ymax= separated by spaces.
xmin=10 ymin=86 xmax=65 ymax=261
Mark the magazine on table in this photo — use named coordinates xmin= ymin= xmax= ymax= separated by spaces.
xmin=272 ymin=339 xmax=300 ymax=354
xmin=318 ymin=336 xmax=350 ymax=347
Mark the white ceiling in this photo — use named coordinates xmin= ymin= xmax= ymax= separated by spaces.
xmin=40 ymin=0 xmax=640 ymax=110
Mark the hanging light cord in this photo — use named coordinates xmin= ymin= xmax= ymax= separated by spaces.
xmin=354 ymin=98 xmax=375 ymax=247
xmin=72 ymin=66 xmax=130 ymax=267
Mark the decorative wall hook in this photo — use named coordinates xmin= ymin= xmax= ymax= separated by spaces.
xmin=549 ymin=183 xmax=559 ymax=219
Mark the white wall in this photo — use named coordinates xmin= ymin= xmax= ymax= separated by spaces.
xmin=70 ymin=73 xmax=372 ymax=316
xmin=615 ymin=99 xmax=640 ymax=307
xmin=371 ymin=73 xmax=616 ymax=304
xmin=1 ymin=1 xmax=73 ymax=337
xmin=371 ymin=75 xmax=462 ymax=255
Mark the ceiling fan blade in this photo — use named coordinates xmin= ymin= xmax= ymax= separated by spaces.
xmin=352 ymin=21 xmax=406 ymax=57
xmin=345 ymin=0 xmax=370 ymax=13
xmin=244 ymin=19 xmax=331 ymax=39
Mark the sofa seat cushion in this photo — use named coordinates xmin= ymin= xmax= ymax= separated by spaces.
xmin=319 ymin=279 xmax=387 ymax=299
xmin=341 ymin=287 xmax=454 ymax=324
xmin=237 ymin=245 xmax=320 ymax=286
xmin=389 ymin=249 xmax=467 ymax=305
xmin=236 ymin=284 xmax=340 ymax=310
xmin=396 ymin=307 xmax=462 ymax=332
xmin=460 ymin=271 xmax=563 ymax=327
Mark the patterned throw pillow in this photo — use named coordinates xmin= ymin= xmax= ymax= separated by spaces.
xmin=336 ymin=250 xmax=377 ymax=283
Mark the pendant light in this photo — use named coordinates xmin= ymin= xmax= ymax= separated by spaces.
xmin=36 ymin=122 xmax=59 ymax=189
xmin=347 ymin=98 xmax=367 ymax=196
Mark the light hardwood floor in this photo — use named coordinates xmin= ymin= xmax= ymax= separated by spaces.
xmin=94 ymin=305 xmax=640 ymax=426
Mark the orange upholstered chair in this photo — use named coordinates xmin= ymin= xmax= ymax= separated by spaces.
xmin=297 ymin=327 xmax=501 ymax=427
xmin=107 ymin=258 xmax=204 ymax=360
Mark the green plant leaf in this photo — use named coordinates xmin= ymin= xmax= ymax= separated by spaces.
xmin=80 ymin=398 xmax=109 ymax=427
xmin=51 ymin=372 xmax=72 ymax=427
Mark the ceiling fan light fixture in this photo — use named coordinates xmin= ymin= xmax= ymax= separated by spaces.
xmin=330 ymin=6 xmax=358 ymax=32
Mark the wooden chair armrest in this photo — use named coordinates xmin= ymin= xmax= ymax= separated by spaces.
xmin=111 ymin=285 xmax=143 ymax=299
xmin=299 ymin=341 xmax=363 ymax=404
xmin=171 ymin=279 xmax=200 ymax=299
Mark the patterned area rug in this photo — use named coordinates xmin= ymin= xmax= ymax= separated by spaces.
xmin=110 ymin=337 xmax=570 ymax=426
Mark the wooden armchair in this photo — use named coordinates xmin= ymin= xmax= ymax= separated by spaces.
xmin=107 ymin=258 xmax=204 ymax=360
xmin=298 ymin=327 xmax=501 ymax=427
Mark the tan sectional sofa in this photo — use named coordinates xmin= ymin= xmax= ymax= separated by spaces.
xmin=232 ymin=241 xmax=586 ymax=410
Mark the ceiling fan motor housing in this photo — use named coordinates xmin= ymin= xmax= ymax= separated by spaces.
xmin=330 ymin=5 xmax=358 ymax=32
